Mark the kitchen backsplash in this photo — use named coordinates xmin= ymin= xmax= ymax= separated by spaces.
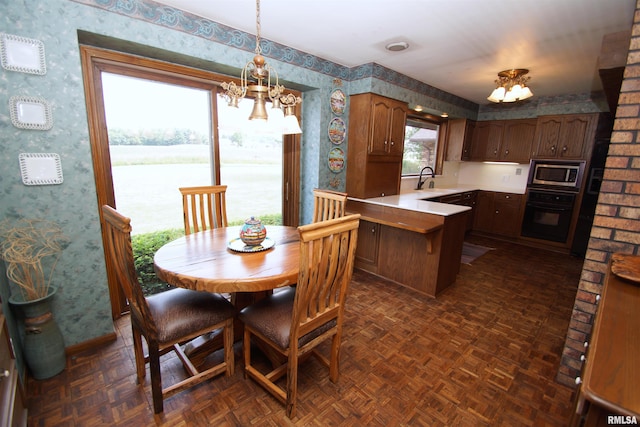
xmin=401 ymin=161 xmax=530 ymax=194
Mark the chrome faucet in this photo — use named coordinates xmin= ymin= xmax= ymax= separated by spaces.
xmin=415 ymin=166 xmax=435 ymax=190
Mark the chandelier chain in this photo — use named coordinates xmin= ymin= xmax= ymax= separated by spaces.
xmin=254 ymin=0 xmax=262 ymax=55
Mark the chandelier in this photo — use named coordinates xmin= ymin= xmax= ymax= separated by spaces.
xmin=487 ymin=69 xmax=533 ymax=103
xmin=221 ymin=0 xmax=302 ymax=134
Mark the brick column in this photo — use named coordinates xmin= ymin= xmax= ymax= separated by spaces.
xmin=557 ymin=0 xmax=640 ymax=387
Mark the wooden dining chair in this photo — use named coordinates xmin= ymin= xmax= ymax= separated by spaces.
xmin=179 ymin=185 xmax=228 ymax=235
xmin=101 ymin=205 xmax=235 ymax=414
xmin=312 ymin=188 xmax=348 ymax=222
xmin=239 ymin=213 xmax=361 ymax=418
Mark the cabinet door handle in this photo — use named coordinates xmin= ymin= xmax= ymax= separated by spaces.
xmin=390 ymin=140 xmax=394 ymax=146
xmin=384 ymin=140 xmax=388 ymax=146
xmin=495 ymin=210 xmax=499 ymax=214
xmin=562 ymin=145 xmax=568 ymax=152
xmin=504 ymin=149 xmax=509 ymax=155
xmin=551 ymin=145 xmax=556 ymax=152
xmin=0 ymin=369 xmax=9 ymax=381
xmin=371 ymin=227 xmax=376 ymax=234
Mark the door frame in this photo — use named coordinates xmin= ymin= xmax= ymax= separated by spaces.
xmin=79 ymin=45 xmax=301 ymax=319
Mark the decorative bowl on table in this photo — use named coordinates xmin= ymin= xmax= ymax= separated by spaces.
xmin=240 ymin=216 xmax=267 ymax=246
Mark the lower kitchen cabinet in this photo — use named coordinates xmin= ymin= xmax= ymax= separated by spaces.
xmin=0 ymin=310 xmax=27 ymax=427
xmin=348 ymin=199 xmax=468 ymax=297
xmin=355 ymin=220 xmax=380 ymax=268
xmin=434 ymin=191 xmax=476 ymax=232
xmin=473 ymin=191 xmax=523 ymax=238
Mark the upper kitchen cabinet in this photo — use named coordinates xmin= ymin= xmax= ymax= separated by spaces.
xmin=445 ymin=118 xmax=475 ymax=161
xmin=500 ymin=119 xmax=537 ymax=163
xmin=477 ymin=119 xmax=536 ymax=163
xmin=472 ymin=121 xmax=504 ymax=161
xmin=347 ymin=93 xmax=408 ymax=198
xmin=350 ymin=93 xmax=408 ymax=159
xmin=533 ymin=114 xmax=598 ymax=159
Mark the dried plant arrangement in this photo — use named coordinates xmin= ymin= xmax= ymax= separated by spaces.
xmin=0 ymin=218 xmax=69 ymax=301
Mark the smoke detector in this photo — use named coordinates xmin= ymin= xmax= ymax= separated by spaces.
xmin=385 ymin=41 xmax=409 ymax=52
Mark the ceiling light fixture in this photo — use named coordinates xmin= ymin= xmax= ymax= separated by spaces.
xmin=221 ymin=0 xmax=302 ymax=134
xmin=487 ymin=69 xmax=533 ymax=103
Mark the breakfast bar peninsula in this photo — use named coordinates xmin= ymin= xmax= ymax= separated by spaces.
xmin=347 ymin=189 xmax=472 ymax=298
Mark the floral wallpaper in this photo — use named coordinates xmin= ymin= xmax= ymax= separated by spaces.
xmin=0 ymin=0 xmax=608 ymax=358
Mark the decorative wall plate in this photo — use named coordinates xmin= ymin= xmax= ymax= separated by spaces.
xmin=330 ymin=89 xmax=346 ymax=115
xmin=328 ymin=117 xmax=346 ymax=144
xmin=9 ymin=96 xmax=53 ymax=130
xmin=0 ymin=33 xmax=46 ymax=75
xmin=19 ymin=153 xmax=63 ymax=185
xmin=328 ymin=147 xmax=345 ymax=173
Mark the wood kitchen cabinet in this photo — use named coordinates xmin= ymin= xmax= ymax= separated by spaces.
xmin=500 ymin=119 xmax=537 ymax=162
xmin=355 ymin=219 xmax=380 ymax=268
xmin=445 ymin=118 xmax=475 ymax=161
xmin=478 ymin=119 xmax=536 ymax=163
xmin=473 ymin=191 xmax=523 ymax=237
xmin=433 ymin=191 xmax=477 ymax=232
xmin=347 ymin=199 xmax=468 ymax=298
xmin=471 ymin=121 xmax=504 ymax=161
xmin=533 ymin=114 xmax=597 ymax=159
xmin=346 ymin=93 xmax=408 ymax=198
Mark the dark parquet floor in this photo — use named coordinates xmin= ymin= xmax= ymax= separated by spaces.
xmin=27 ymin=236 xmax=584 ymax=426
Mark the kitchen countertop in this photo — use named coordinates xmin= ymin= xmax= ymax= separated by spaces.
xmin=348 ymin=187 xmax=478 ymax=216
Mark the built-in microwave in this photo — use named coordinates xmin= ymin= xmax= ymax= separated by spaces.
xmin=528 ymin=160 xmax=586 ymax=190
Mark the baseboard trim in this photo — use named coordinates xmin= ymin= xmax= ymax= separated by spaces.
xmin=64 ymin=331 xmax=117 ymax=356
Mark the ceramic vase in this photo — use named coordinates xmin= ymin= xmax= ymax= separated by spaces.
xmin=240 ymin=217 xmax=267 ymax=246
xmin=9 ymin=286 xmax=66 ymax=380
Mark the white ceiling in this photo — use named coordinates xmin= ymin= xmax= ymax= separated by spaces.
xmin=153 ymin=0 xmax=636 ymax=106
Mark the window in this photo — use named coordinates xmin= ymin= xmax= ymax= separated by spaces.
xmin=402 ymin=117 xmax=440 ymax=176
xmin=80 ymin=45 xmax=301 ymax=318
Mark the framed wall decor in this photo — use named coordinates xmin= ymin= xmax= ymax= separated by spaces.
xmin=9 ymin=96 xmax=53 ymax=130
xmin=0 ymin=33 xmax=46 ymax=75
xmin=19 ymin=153 xmax=63 ymax=185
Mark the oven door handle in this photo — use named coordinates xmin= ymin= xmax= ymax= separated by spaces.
xmin=526 ymin=204 xmax=572 ymax=212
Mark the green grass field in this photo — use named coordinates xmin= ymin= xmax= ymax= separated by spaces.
xmin=110 ymin=144 xmax=282 ymax=234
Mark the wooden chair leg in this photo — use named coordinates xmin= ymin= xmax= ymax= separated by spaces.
xmin=285 ymin=346 xmax=299 ymax=418
xmin=148 ymin=345 xmax=164 ymax=414
xmin=243 ymin=327 xmax=251 ymax=379
xmin=131 ymin=327 xmax=146 ymax=384
xmin=329 ymin=333 xmax=340 ymax=382
xmin=224 ymin=317 xmax=234 ymax=376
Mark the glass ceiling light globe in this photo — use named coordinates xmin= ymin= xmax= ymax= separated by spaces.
xmin=487 ymin=86 xmax=505 ymax=102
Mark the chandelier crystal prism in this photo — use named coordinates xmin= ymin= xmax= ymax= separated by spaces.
xmin=221 ymin=0 xmax=302 ymax=134
xmin=487 ymin=69 xmax=533 ymax=103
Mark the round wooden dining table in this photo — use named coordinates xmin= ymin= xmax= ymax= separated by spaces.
xmin=153 ymin=225 xmax=300 ymax=294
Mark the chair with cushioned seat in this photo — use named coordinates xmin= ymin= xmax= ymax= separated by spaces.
xmin=239 ymin=213 xmax=360 ymax=418
xmin=101 ymin=204 xmax=235 ymax=414
xmin=179 ymin=185 xmax=228 ymax=235
xmin=312 ymin=189 xmax=348 ymax=222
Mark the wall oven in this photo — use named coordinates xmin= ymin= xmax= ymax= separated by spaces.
xmin=521 ymin=159 xmax=585 ymax=243
xmin=521 ymin=189 xmax=576 ymax=243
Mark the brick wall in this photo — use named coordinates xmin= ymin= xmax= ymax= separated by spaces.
xmin=557 ymin=0 xmax=640 ymax=387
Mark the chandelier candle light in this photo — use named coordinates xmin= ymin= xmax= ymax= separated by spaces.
xmin=222 ymin=0 xmax=302 ymax=134
xmin=487 ymin=69 xmax=533 ymax=103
